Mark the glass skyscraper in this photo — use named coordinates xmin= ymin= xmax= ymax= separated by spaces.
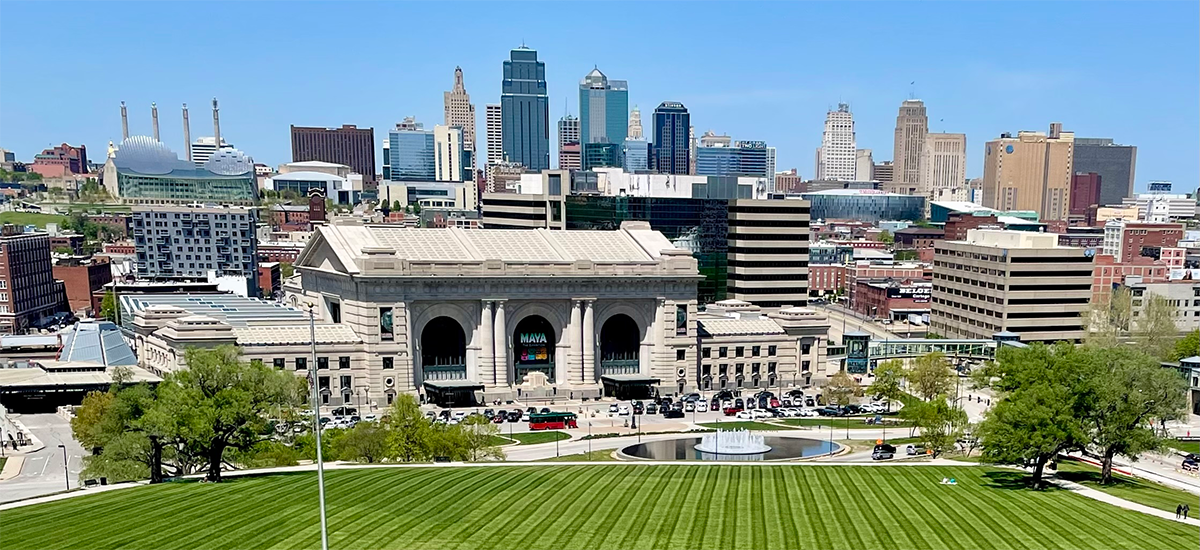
xmin=696 ymin=141 xmax=770 ymax=177
xmin=652 ymin=101 xmax=690 ymax=175
xmin=579 ymin=68 xmax=629 ymax=146
xmin=622 ymin=138 xmax=649 ymax=171
xmin=501 ymin=47 xmax=550 ymax=171
xmin=389 ymin=118 xmax=435 ymax=181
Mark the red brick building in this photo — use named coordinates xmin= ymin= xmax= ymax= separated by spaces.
xmin=852 ymin=279 xmax=931 ymax=321
xmin=52 ymin=257 xmax=112 ymax=315
xmin=1070 ymin=172 xmax=1102 ymax=216
xmin=1091 ymin=253 xmax=1168 ymax=302
xmin=894 ymin=227 xmax=945 ymax=250
xmin=258 ymin=262 xmax=281 ymax=298
xmin=257 ymin=242 xmax=306 ymax=263
xmin=943 ymin=213 xmax=1004 ymax=240
xmin=50 ymin=234 xmax=84 ymax=255
xmin=0 ymin=227 xmax=61 ymax=333
xmin=807 ymin=264 xmax=846 ymax=296
xmin=270 ymin=204 xmax=310 ymax=229
xmin=103 ymin=242 xmax=136 ymax=255
xmin=33 ymin=143 xmax=88 ymax=174
xmin=1107 ymin=222 xmax=1184 ymax=263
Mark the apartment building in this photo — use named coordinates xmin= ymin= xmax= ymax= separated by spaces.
xmin=931 ymin=229 xmax=1092 ymax=342
xmin=131 ymin=205 xmax=260 ymax=296
xmin=0 ymin=227 xmax=60 ymax=334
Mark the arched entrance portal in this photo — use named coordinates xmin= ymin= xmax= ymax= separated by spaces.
xmin=513 ymin=316 xmax=555 ymax=383
xmin=421 ymin=316 xmax=466 ymax=381
xmin=600 ymin=314 xmax=640 ymax=376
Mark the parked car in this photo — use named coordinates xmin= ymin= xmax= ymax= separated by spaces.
xmin=769 ymin=398 xmax=781 ymax=408
xmin=781 ymin=399 xmax=793 ymax=407
xmin=527 ymin=407 xmax=539 ymax=416
xmin=618 ymin=405 xmax=631 ymax=416
xmin=646 ymin=402 xmax=658 ymax=414
xmin=696 ymin=401 xmax=708 ymax=413
xmin=734 ymin=398 xmax=744 ymax=409
xmin=664 ymin=408 xmax=685 ymax=419
xmin=872 ymin=444 xmax=896 ymax=460
xmin=906 ymin=444 xmax=927 ymax=456
xmin=684 ymin=402 xmax=695 ymax=412
xmin=799 ymin=408 xmax=819 ymax=417
xmin=805 ymin=397 xmax=816 ymax=407
xmin=721 ymin=400 xmax=733 ymax=410
xmin=735 ymin=410 xmax=755 ymax=420
xmin=608 ymin=404 xmax=620 ymax=414
xmin=1183 ymin=458 xmax=1199 ymax=472
xmin=723 ymin=406 xmax=742 ymax=416
xmin=506 ymin=411 xmax=522 ymax=422
xmin=492 ymin=414 xmax=505 ymax=424
xmin=684 ymin=392 xmax=702 ymax=403
xmin=453 ymin=411 xmax=467 ymax=421
xmin=363 ymin=414 xmax=378 ymax=423
xmin=752 ymin=409 xmax=771 ymax=419
xmin=482 ymin=408 xmax=495 ymax=419
xmin=844 ymin=404 xmax=863 ymax=415
xmin=710 ymin=397 xmax=721 ymax=411
xmin=539 ymin=407 xmax=551 ymax=414
xmin=331 ymin=406 xmax=357 ymax=417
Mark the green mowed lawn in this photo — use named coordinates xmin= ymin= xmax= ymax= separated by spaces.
xmin=1054 ymin=460 xmax=1196 ymax=514
xmin=1170 ymin=439 xmax=1199 ymax=454
xmin=0 ymin=211 xmax=68 ymax=228
xmin=4 ymin=465 xmax=1194 ymax=550
xmin=505 ymin=431 xmax=569 ymax=444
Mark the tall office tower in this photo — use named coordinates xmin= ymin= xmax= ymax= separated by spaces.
xmin=892 ymin=99 xmax=928 ymax=194
xmin=191 ymin=137 xmax=232 ymax=166
xmin=726 ymin=199 xmax=810 ymax=308
xmin=688 ymin=125 xmax=697 ymax=174
xmin=696 ymin=141 xmax=771 ymax=177
xmin=443 ymin=67 xmax=477 ymax=169
xmin=388 ymin=117 xmax=435 ymax=181
xmin=652 ymin=101 xmax=691 ymax=175
xmin=557 ymin=115 xmax=579 ymax=169
xmin=765 ymin=147 xmax=776 ymax=190
xmin=1073 ymin=137 xmax=1137 ymax=206
xmin=485 ymin=104 xmax=503 ymax=165
xmin=628 ymin=105 xmax=643 ymax=139
xmin=434 ymin=125 xmax=464 ymax=182
xmin=290 ymin=124 xmax=377 ymax=183
xmin=930 ymin=229 xmax=1091 ymax=343
xmin=816 ymin=103 xmax=856 ymax=181
xmin=855 ymin=149 xmax=873 ymax=181
xmin=622 ymin=138 xmax=649 ymax=171
xmin=982 ymin=123 xmax=1075 ymax=221
xmin=559 ymin=143 xmax=581 ymax=171
xmin=578 ymin=68 xmax=628 ymax=145
xmin=923 ymin=133 xmax=967 ymax=195
xmin=501 ymin=46 xmax=550 ymax=171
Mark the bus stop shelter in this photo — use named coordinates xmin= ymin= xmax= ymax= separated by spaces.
xmin=601 ymin=374 xmax=661 ymax=400
xmin=423 ymin=380 xmax=483 ymax=408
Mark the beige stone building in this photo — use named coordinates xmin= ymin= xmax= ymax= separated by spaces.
xmin=930 ymin=229 xmax=1092 ymax=343
xmin=891 ymin=99 xmax=928 ymax=195
xmin=982 ymin=123 xmax=1075 ymax=221
xmin=696 ymin=300 xmax=830 ymax=390
xmin=923 ymin=132 xmax=966 ymax=197
xmin=443 ymin=67 xmax=476 ymax=168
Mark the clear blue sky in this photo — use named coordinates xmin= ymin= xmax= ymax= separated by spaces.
xmin=2 ymin=2 xmax=1196 ymax=193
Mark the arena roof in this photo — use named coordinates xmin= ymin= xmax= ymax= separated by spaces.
xmin=120 ymin=294 xmax=309 ymax=327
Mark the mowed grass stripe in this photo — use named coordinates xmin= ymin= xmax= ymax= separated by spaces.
xmin=4 ymin=465 xmax=1197 ymax=550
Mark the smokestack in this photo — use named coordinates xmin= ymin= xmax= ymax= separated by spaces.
xmin=212 ymin=97 xmax=221 ymax=151
xmin=182 ymin=103 xmax=193 ymax=162
xmin=120 ymin=101 xmax=129 ymax=139
xmin=151 ymin=102 xmax=160 ymax=141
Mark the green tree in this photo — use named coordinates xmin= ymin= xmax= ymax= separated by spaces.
xmin=54 ymin=246 xmax=75 ymax=255
xmin=460 ymin=415 xmax=506 ymax=461
xmin=1135 ymin=294 xmax=1180 ymax=360
xmin=905 ymin=398 xmax=967 ymax=457
xmin=412 ymin=203 xmax=422 ymax=214
xmin=1084 ymin=288 xmax=1133 ymax=346
xmin=976 ymin=343 xmax=1088 ymax=487
xmin=878 ymin=230 xmax=894 ymax=244
xmin=1076 ymin=345 xmax=1187 ymax=484
xmin=392 ymin=200 xmax=403 ymax=212
xmin=867 ymin=359 xmax=905 ymax=413
xmin=156 ymin=346 xmax=305 ymax=481
xmin=824 ymin=371 xmax=860 ymax=407
xmin=908 ymin=351 xmax=954 ymax=401
xmin=385 ymin=394 xmax=434 ymax=462
xmin=335 ymin=421 xmax=393 ymax=463
xmin=279 ymin=262 xmax=295 ymax=278
xmin=1173 ymin=329 xmax=1199 ymax=361
xmin=100 ymin=291 xmax=118 ymax=323
xmin=71 ymin=383 xmax=173 ymax=483
xmin=893 ymin=250 xmax=919 ymax=261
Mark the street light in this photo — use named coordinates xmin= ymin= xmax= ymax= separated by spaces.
xmin=58 ymin=444 xmax=68 ymax=491
xmin=305 ymin=303 xmax=330 ymax=550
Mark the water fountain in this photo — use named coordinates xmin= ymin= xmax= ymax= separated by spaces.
xmin=694 ymin=429 xmax=772 ymax=454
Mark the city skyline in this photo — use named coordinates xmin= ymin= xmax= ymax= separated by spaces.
xmin=0 ymin=2 xmax=1197 ymax=192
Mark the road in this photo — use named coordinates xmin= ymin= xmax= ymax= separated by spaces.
xmin=818 ymin=303 xmax=903 ymax=342
xmin=0 ymin=414 xmax=85 ymax=504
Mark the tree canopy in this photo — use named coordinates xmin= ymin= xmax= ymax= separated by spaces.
xmin=867 ymin=359 xmax=905 ymax=413
xmin=908 ymin=351 xmax=954 ymax=401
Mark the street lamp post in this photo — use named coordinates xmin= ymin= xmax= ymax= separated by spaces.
xmin=58 ymin=444 xmax=68 ymax=491
xmin=306 ymin=303 xmax=330 ymax=550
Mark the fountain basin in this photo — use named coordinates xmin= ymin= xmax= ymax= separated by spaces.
xmin=620 ymin=435 xmax=839 ymax=462
xmin=693 ymin=429 xmax=771 ymax=454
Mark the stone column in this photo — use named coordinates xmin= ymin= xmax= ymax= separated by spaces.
xmin=569 ymin=300 xmax=583 ymax=384
xmin=493 ymin=300 xmax=508 ymax=386
xmin=479 ymin=300 xmax=494 ymax=385
xmin=582 ymin=300 xmax=595 ymax=383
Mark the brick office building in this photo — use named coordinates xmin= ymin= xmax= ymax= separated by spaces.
xmin=852 ymin=278 xmax=931 ymax=321
xmin=52 ymin=256 xmax=112 ymax=315
xmin=290 ymin=125 xmax=376 ymax=185
xmin=1070 ymin=172 xmax=1102 ymax=216
xmin=0 ymin=227 xmax=62 ymax=333
xmin=1102 ymin=221 xmax=1184 ymax=263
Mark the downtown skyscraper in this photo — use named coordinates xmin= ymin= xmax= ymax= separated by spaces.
xmin=557 ymin=114 xmax=580 ymax=171
xmin=815 ymin=103 xmax=856 ymax=181
xmin=652 ymin=101 xmax=690 ymax=175
xmin=501 ymin=46 xmax=550 ymax=171
xmin=891 ymin=99 xmax=928 ymax=194
xmin=443 ymin=67 xmax=476 ymax=170
xmin=579 ymin=68 xmax=628 ymax=145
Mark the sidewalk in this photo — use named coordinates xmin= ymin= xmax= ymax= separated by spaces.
xmin=1050 ymin=477 xmax=1200 ymax=527
xmin=0 ymin=456 xmax=24 ymax=481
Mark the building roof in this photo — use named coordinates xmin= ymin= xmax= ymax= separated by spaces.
xmin=895 ymin=227 xmax=945 ymax=237
xmin=285 ymin=160 xmax=348 ymax=169
xmin=121 ymin=294 xmax=308 ymax=327
xmin=59 ymin=321 xmax=137 ymax=366
xmin=270 ymin=171 xmax=345 ymax=182
xmin=271 ymin=204 xmax=310 ymax=212
xmin=232 ymin=324 xmax=361 ymax=346
xmin=310 ymin=223 xmax=679 ymax=265
xmin=697 ymin=318 xmax=786 ymax=337
xmin=0 ymin=362 xmax=160 ymax=390
xmin=803 ymin=189 xmax=910 ymax=197
xmin=932 ymin=201 xmax=997 ymax=214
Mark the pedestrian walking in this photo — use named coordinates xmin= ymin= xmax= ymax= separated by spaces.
xmin=1176 ymin=504 xmax=1182 ymax=519
xmin=1184 ymin=504 xmax=1190 ymax=520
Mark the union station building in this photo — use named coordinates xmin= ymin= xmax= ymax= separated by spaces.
xmin=287 ymin=221 xmax=705 ymax=405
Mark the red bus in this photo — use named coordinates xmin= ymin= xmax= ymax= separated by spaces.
xmin=529 ymin=412 xmax=577 ymax=430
